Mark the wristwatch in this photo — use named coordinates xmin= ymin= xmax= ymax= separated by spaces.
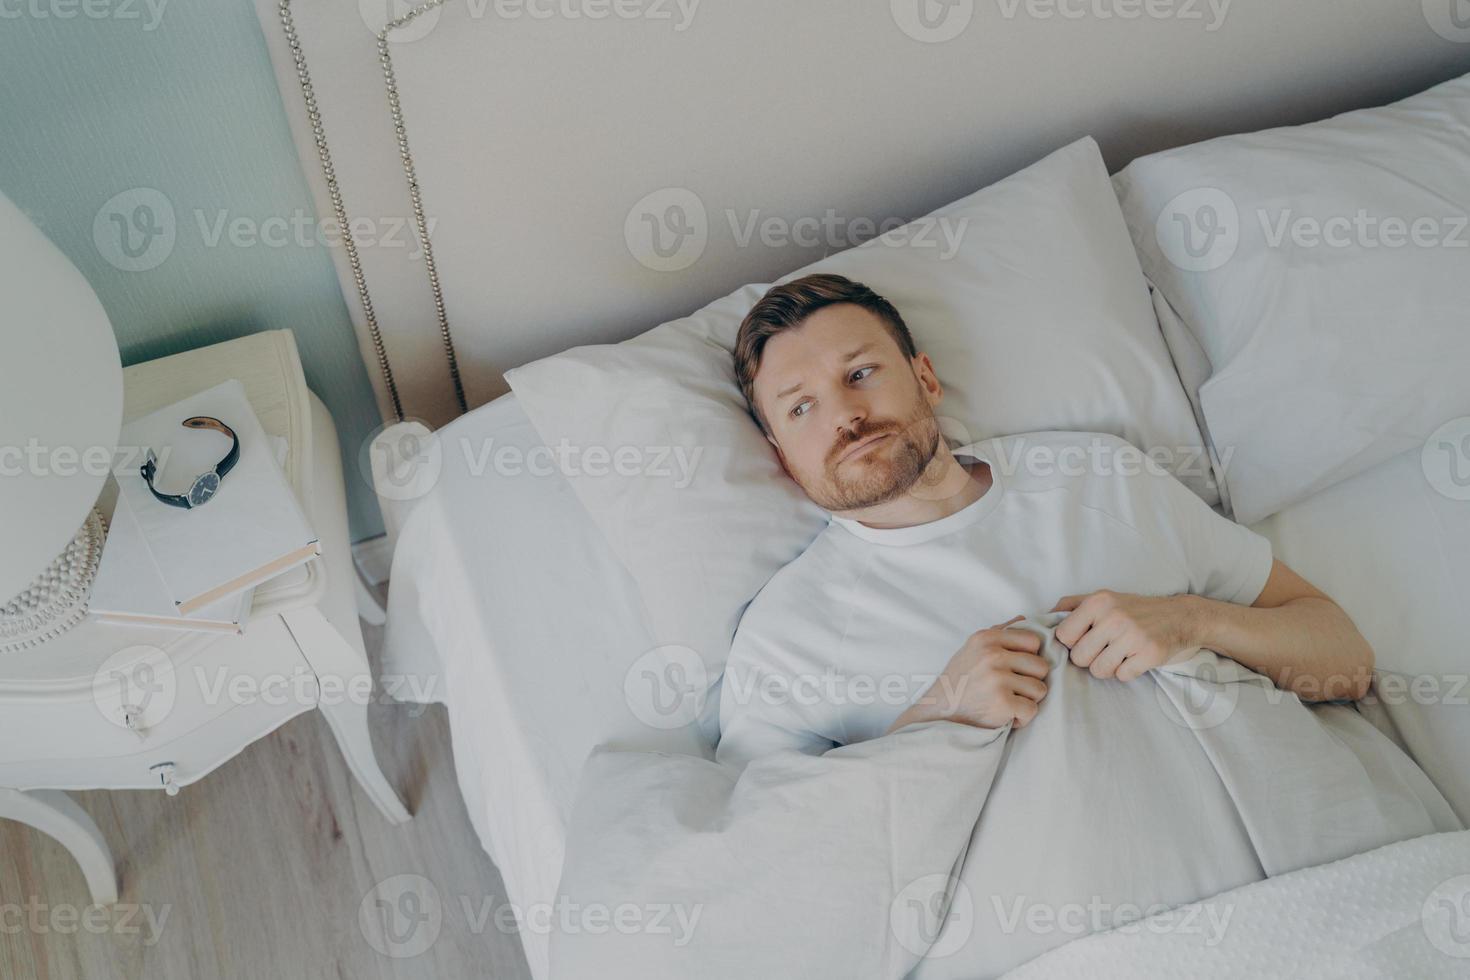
xmin=139 ymin=416 xmax=241 ymax=509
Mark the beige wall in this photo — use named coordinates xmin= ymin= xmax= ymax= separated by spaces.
xmin=259 ymin=0 xmax=1470 ymax=429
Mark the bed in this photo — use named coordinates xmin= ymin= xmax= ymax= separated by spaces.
xmin=247 ymin=4 xmax=1470 ymax=976
xmin=375 ymin=389 xmax=1470 ymax=978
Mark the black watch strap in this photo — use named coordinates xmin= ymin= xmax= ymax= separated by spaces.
xmin=140 ymin=450 xmax=191 ymax=509
xmin=183 ymin=416 xmax=240 ymax=478
xmin=140 ymin=416 xmax=241 ymax=510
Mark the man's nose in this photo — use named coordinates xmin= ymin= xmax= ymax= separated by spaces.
xmin=830 ymin=388 xmax=868 ymax=432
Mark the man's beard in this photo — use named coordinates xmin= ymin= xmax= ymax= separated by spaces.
xmin=804 ymin=402 xmax=943 ymax=513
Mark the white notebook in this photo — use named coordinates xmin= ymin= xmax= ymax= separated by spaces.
xmin=111 ymin=379 xmax=320 ymax=615
xmin=89 ymin=433 xmax=291 ymax=634
xmin=89 ymin=490 xmax=254 ymax=633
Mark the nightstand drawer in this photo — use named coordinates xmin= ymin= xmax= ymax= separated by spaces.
xmin=0 ymin=693 xmax=319 ymax=792
xmin=0 ymin=617 xmax=315 ymax=765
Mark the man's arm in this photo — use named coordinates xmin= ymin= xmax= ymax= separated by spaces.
xmin=716 ymin=691 xmax=838 ymax=768
xmin=1186 ymin=558 xmax=1375 ymax=701
xmin=1051 ymin=559 xmax=1375 ymax=702
xmin=715 ymin=633 xmax=839 ymax=768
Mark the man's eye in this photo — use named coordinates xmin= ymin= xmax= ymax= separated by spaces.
xmin=850 ymin=366 xmax=876 ymax=382
xmin=791 ymin=400 xmax=812 ymax=418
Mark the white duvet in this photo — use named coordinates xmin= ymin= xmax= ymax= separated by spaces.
xmin=548 ymin=613 xmax=1464 ymax=979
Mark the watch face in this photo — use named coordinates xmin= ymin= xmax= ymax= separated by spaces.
xmin=189 ymin=472 xmax=221 ymax=507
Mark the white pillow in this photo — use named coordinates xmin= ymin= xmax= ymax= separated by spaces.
xmin=506 ymin=136 xmax=1209 ymax=683
xmin=1113 ymin=71 xmax=1470 ymax=525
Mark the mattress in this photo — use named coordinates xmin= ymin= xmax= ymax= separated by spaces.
xmin=383 ymin=394 xmax=1470 ymax=980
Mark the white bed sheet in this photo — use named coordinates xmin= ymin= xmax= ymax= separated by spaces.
xmin=381 ymin=394 xmax=711 ymax=980
xmin=383 ymin=395 xmax=1470 ymax=979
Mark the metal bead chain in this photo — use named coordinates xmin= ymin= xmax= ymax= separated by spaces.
xmin=278 ymin=0 xmax=406 ymax=423
xmin=378 ymin=0 xmax=469 ymax=415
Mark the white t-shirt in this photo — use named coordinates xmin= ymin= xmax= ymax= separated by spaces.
xmin=712 ymin=432 xmax=1462 ymax=975
xmin=716 ymin=430 xmax=1275 ymax=768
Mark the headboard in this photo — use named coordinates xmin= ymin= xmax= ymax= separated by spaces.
xmin=254 ymin=0 xmax=1470 ymax=429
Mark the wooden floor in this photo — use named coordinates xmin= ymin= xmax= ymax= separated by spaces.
xmin=0 ymin=589 xmax=534 ymax=980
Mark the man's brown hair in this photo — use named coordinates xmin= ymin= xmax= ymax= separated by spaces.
xmin=734 ymin=274 xmax=918 ymax=434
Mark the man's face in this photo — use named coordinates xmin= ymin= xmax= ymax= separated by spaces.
xmin=753 ymin=303 xmax=944 ymax=513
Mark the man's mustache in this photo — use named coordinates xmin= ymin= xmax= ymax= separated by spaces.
xmin=830 ymin=423 xmax=899 ymax=466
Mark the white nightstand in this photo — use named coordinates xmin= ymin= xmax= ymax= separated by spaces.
xmin=0 ymin=330 xmax=410 ymax=906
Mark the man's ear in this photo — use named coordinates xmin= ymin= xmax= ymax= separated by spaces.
xmin=912 ymin=352 xmax=943 ymax=406
xmin=765 ymin=431 xmax=794 ymax=478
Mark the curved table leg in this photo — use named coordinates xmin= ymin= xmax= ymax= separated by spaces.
xmin=294 ymin=391 xmax=411 ymax=825
xmin=282 ymin=605 xmax=412 ymax=825
xmin=0 ymin=787 xmax=118 ymax=905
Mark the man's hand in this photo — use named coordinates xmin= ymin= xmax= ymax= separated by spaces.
xmin=1050 ymin=590 xmax=1201 ymax=683
xmin=885 ymin=616 xmax=1051 ymax=735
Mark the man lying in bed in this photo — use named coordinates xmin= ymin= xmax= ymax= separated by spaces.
xmin=714 ymin=273 xmax=1459 ymax=975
